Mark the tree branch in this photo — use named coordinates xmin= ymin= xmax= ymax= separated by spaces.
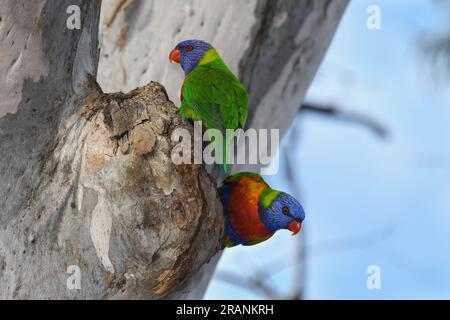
xmin=215 ymin=224 xmax=395 ymax=299
xmin=300 ymin=103 xmax=388 ymax=139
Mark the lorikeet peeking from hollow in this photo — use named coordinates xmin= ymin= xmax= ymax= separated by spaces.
xmin=219 ymin=172 xmax=305 ymax=247
xmin=169 ymin=39 xmax=248 ymax=174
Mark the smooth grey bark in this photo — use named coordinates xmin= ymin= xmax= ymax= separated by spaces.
xmin=0 ymin=0 xmax=348 ymax=299
xmin=0 ymin=0 xmax=223 ymax=299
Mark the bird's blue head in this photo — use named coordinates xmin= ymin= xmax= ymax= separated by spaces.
xmin=259 ymin=191 xmax=305 ymax=235
xmin=169 ymin=39 xmax=213 ymax=74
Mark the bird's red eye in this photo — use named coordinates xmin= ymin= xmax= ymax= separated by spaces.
xmin=185 ymin=45 xmax=193 ymax=51
xmin=282 ymin=207 xmax=289 ymax=215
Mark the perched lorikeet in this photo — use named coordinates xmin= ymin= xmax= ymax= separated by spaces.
xmin=169 ymin=39 xmax=248 ymax=173
xmin=219 ymin=172 xmax=305 ymax=247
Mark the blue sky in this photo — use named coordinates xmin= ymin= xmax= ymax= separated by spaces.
xmin=205 ymin=0 xmax=450 ymax=299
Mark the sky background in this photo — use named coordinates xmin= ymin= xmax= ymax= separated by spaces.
xmin=205 ymin=0 xmax=450 ymax=299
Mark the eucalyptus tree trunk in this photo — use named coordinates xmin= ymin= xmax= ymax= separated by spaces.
xmin=0 ymin=0 xmax=347 ymax=299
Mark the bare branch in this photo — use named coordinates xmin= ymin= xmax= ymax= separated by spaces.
xmin=300 ymin=103 xmax=388 ymax=139
xmin=215 ymin=271 xmax=282 ymax=300
xmin=216 ymin=224 xmax=396 ymax=299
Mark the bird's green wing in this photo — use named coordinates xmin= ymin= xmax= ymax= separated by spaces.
xmin=182 ymin=62 xmax=248 ymax=131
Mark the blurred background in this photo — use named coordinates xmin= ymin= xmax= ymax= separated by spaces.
xmin=205 ymin=0 xmax=450 ymax=299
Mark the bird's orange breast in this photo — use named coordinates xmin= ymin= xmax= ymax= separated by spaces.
xmin=227 ymin=176 xmax=273 ymax=242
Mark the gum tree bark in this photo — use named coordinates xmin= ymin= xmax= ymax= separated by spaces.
xmin=0 ymin=0 xmax=348 ymax=299
xmin=98 ymin=0 xmax=348 ymax=298
xmin=0 ymin=0 xmax=223 ymax=299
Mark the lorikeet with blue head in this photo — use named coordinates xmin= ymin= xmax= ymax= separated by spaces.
xmin=169 ymin=39 xmax=248 ymax=174
xmin=219 ymin=172 xmax=305 ymax=247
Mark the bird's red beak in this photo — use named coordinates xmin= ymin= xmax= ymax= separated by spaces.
xmin=287 ymin=220 xmax=302 ymax=236
xmin=169 ymin=48 xmax=180 ymax=63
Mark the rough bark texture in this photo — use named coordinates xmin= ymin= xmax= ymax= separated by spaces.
xmin=0 ymin=0 xmax=348 ymax=299
xmin=79 ymin=82 xmax=224 ymax=299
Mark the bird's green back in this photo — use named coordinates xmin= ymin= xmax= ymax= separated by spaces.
xmin=180 ymin=49 xmax=248 ymax=131
xmin=179 ymin=48 xmax=248 ymax=173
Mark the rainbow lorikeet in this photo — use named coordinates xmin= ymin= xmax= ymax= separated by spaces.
xmin=219 ymin=172 xmax=305 ymax=247
xmin=169 ymin=39 xmax=248 ymax=173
